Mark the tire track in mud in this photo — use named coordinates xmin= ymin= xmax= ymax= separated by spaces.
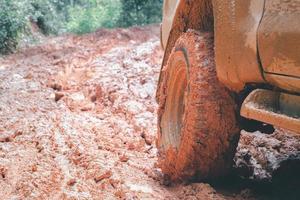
xmin=0 ymin=25 xmax=169 ymax=199
xmin=0 ymin=25 xmax=249 ymax=200
xmin=51 ymin=116 xmax=77 ymax=199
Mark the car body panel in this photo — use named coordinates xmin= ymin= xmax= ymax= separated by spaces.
xmin=258 ymin=0 xmax=300 ymax=92
xmin=161 ymin=0 xmax=180 ymax=50
xmin=265 ymin=73 xmax=300 ymax=93
xmin=213 ymin=0 xmax=265 ymax=91
xmin=159 ymin=0 xmax=300 ymax=94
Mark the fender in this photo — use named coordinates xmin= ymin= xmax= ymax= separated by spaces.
xmin=157 ymin=0 xmax=266 ymax=101
xmin=213 ymin=0 xmax=266 ymax=91
xmin=160 ymin=0 xmax=180 ymax=50
xmin=157 ymin=0 xmax=213 ymax=101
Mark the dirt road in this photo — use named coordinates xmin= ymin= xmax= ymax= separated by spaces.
xmin=2 ymin=25 xmax=299 ymax=200
xmin=0 ymin=25 xmax=235 ymax=200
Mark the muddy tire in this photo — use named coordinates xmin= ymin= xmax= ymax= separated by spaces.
xmin=157 ymin=30 xmax=240 ymax=181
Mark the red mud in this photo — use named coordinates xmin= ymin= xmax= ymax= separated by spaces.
xmin=0 ymin=25 xmax=285 ymax=199
xmin=0 ymin=25 xmax=230 ymax=200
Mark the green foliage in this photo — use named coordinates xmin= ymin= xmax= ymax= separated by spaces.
xmin=66 ymin=0 xmax=121 ymax=34
xmin=0 ymin=0 xmax=163 ymax=53
xmin=29 ymin=0 xmax=67 ymax=34
xmin=0 ymin=0 xmax=66 ymax=53
xmin=118 ymin=0 xmax=163 ymax=27
xmin=0 ymin=0 xmax=31 ymax=54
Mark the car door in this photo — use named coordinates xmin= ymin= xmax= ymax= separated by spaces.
xmin=258 ymin=0 xmax=300 ymax=78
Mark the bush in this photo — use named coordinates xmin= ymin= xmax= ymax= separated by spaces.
xmin=0 ymin=0 xmax=66 ymax=53
xmin=118 ymin=0 xmax=163 ymax=27
xmin=66 ymin=0 xmax=163 ymax=33
xmin=66 ymin=0 xmax=121 ymax=34
xmin=0 ymin=0 xmax=163 ymax=53
xmin=30 ymin=0 xmax=70 ymax=34
xmin=0 ymin=0 xmax=31 ymax=54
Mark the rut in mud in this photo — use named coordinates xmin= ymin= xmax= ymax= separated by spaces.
xmin=1 ymin=25 xmax=300 ymax=200
xmin=0 ymin=25 xmax=235 ymax=200
xmin=0 ymin=25 xmax=169 ymax=199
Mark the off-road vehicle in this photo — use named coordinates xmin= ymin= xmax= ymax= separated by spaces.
xmin=156 ymin=0 xmax=300 ymax=181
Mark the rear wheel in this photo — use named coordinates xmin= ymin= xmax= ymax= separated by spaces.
xmin=157 ymin=30 xmax=240 ymax=181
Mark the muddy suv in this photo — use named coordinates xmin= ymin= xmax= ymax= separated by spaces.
xmin=156 ymin=0 xmax=300 ymax=181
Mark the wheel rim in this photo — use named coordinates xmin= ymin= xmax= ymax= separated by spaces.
xmin=161 ymin=52 xmax=188 ymax=150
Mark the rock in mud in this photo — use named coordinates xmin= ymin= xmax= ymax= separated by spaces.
xmin=49 ymin=82 xmax=62 ymax=91
xmin=177 ymin=183 xmax=226 ymax=200
xmin=67 ymin=179 xmax=76 ymax=186
xmin=119 ymin=154 xmax=129 ymax=162
xmin=234 ymin=129 xmax=300 ymax=180
xmin=94 ymin=170 xmax=113 ymax=183
xmin=54 ymin=92 xmax=64 ymax=102
xmin=0 ymin=166 xmax=7 ymax=179
xmin=140 ymin=132 xmax=153 ymax=146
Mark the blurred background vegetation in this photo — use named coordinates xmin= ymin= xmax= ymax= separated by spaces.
xmin=0 ymin=0 xmax=163 ymax=54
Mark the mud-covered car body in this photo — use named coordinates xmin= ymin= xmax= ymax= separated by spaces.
xmin=158 ymin=0 xmax=300 ymax=133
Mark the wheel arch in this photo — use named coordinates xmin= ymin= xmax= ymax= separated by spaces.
xmin=157 ymin=0 xmax=214 ymax=101
xmin=157 ymin=0 xmax=267 ymax=101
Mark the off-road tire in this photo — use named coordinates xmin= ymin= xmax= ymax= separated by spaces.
xmin=157 ymin=30 xmax=240 ymax=181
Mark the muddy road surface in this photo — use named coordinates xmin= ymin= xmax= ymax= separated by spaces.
xmin=0 ymin=25 xmax=298 ymax=200
xmin=0 ymin=25 xmax=222 ymax=200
